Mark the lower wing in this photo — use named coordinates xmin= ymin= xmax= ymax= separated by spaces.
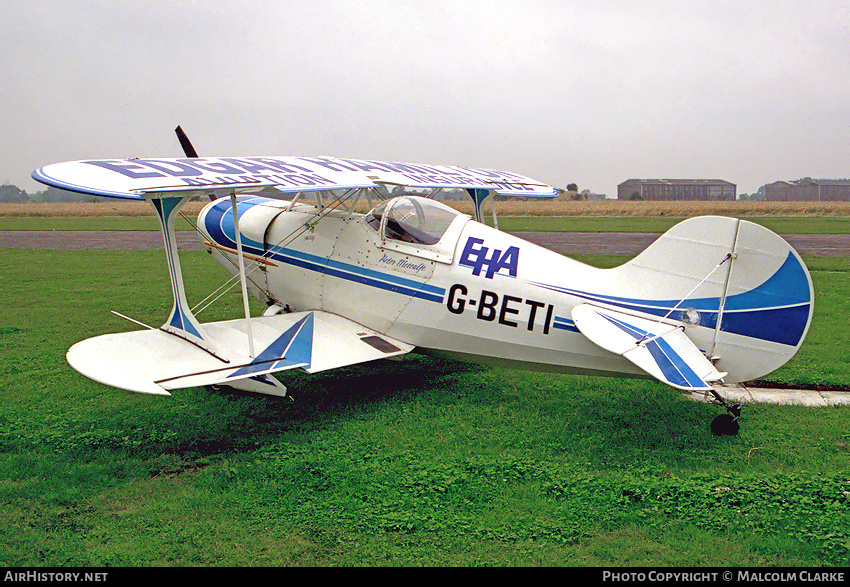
xmin=66 ymin=311 xmax=412 ymax=395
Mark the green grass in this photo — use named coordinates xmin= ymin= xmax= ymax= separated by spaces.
xmin=1 ymin=214 xmax=849 ymax=234
xmin=489 ymin=216 xmax=850 ymax=234
xmin=0 ymin=250 xmax=847 ymax=566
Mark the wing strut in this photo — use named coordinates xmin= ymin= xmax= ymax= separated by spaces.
xmin=229 ymin=192 xmax=256 ymax=358
xmin=148 ymin=194 xmax=225 ymax=361
xmin=466 ymin=188 xmax=491 ymax=224
xmin=148 ymin=191 xmax=256 ymax=360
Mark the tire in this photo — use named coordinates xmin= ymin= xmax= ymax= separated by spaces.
xmin=711 ymin=413 xmax=740 ymax=436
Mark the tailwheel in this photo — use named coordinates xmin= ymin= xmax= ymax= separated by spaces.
xmin=708 ymin=389 xmax=743 ymax=436
xmin=710 ymin=413 xmax=740 ymax=436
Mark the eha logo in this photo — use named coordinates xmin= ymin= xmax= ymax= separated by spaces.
xmin=459 ymin=237 xmax=519 ymax=279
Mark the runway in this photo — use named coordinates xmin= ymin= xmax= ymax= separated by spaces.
xmin=2 ymin=230 xmax=848 ymax=256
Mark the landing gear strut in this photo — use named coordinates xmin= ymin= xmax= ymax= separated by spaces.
xmin=708 ymin=390 xmax=742 ymax=436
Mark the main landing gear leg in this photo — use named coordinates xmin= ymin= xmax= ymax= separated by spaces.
xmin=708 ymin=389 xmax=742 ymax=436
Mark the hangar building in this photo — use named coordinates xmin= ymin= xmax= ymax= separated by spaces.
xmin=764 ymin=179 xmax=850 ymax=201
xmin=618 ymin=179 xmax=736 ymax=201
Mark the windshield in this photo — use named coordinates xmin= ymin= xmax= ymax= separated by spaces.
xmin=366 ymin=196 xmax=461 ymax=245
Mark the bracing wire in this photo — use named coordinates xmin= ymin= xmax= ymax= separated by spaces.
xmin=183 ymin=189 xmax=361 ymax=316
xmin=635 ymin=252 xmax=734 ymax=347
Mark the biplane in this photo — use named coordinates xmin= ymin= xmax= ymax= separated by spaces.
xmin=32 ymin=128 xmax=814 ymax=435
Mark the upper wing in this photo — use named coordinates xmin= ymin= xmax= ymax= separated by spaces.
xmin=32 ymin=156 xmax=555 ymax=200
xmin=32 ymin=157 xmax=377 ymax=200
xmin=323 ymin=157 xmax=556 ymax=197
xmin=66 ymin=311 xmax=413 ymax=395
xmin=571 ymin=303 xmax=727 ymax=392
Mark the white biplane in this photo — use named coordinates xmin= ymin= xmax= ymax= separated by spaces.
xmin=32 ymin=128 xmax=814 ymax=435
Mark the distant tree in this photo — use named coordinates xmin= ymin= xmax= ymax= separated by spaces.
xmin=566 ymin=182 xmax=578 ymax=192
xmin=33 ymin=186 xmax=91 ymax=202
xmin=0 ymin=184 xmax=28 ymax=203
xmin=629 ymin=191 xmax=642 ymax=201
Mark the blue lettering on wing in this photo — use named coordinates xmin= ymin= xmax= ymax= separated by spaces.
xmin=142 ymin=159 xmax=204 ymax=177
xmin=177 ymin=171 xmax=336 ymax=188
xmin=178 ymin=158 xmax=246 ymax=175
xmin=488 ymin=181 xmax=532 ymax=191
xmin=245 ymin=157 xmax=315 ymax=174
xmin=83 ymin=160 xmax=166 ymax=179
xmin=296 ymin=157 xmax=361 ymax=172
xmin=337 ymin=159 xmax=399 ymax=173
xmin=459 ymin=237 xmax=519 ymax=279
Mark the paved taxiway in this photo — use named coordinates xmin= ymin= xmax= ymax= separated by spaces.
xmin=1 ymin=230 xmax=848 ymax=256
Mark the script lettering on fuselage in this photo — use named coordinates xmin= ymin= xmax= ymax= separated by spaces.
xmin=446 ymin=284 xmax=554 ymax=334
xmin=458 ymin=237 xmax=519 ymax=279
xmin=378 ymin=253 xmax=428 ymax=274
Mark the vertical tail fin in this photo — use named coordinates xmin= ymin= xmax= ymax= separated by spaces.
xmin=604 ymin=216 xmax=813 ymax=383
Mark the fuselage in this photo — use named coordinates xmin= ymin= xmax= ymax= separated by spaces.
xmin=197 ymin=194 xmax=644 ymax=379
xmin=197 ymin=194 xmax=814 ymax=385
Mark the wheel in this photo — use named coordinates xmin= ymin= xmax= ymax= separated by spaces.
xmin=711 ymin=413 xmax=740 ymax=436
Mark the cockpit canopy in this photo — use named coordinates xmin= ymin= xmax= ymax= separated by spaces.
xmin=366 ymin=196 xmax=462 ymax=246
xmin=365 ymin=196 xmax=468 ymax=263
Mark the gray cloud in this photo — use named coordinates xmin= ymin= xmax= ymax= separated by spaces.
xmin=2 ymin=0 xmax=848 ymax=196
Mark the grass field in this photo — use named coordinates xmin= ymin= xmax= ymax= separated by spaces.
xmin=1 ymin=246 xmax=847 ymax=567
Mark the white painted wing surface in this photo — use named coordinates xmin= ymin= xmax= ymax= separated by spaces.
xmin=32 ymin=157 xmax=377 ymax=200
xmin=66 ymin=311 xmax=413 ymax=395
xmin=571 ymin=304 xmax=726 ymax=391
xmin=32 ymin=156 xmax=555 ymax=200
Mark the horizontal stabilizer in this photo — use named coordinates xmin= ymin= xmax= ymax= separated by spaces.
xmin=66 ymin=311 xmax=412 ymax=395
xmin=572 ymin=304 xmax=726 ymax=392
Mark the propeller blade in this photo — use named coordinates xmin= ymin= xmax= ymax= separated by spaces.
xmin=175 ymin=125 xmax=219 ymax=200
xmin=175 ymin=125 xmax=198 ymax=158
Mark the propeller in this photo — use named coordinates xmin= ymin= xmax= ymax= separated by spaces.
xmin=175 ymin=125 xmax=198 ymax=158
xmin=175 ymin=125 xmax=219 ymax=200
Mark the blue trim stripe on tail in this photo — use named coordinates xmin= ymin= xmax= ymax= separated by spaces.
xmin=600 ymin=313 xmax=709 ymax=390
xmin=534 ymin=251 xmax=811 ymax=347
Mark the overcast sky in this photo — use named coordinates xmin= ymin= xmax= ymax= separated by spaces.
xmin=1 ymin=0 xmax=848 ymax=196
